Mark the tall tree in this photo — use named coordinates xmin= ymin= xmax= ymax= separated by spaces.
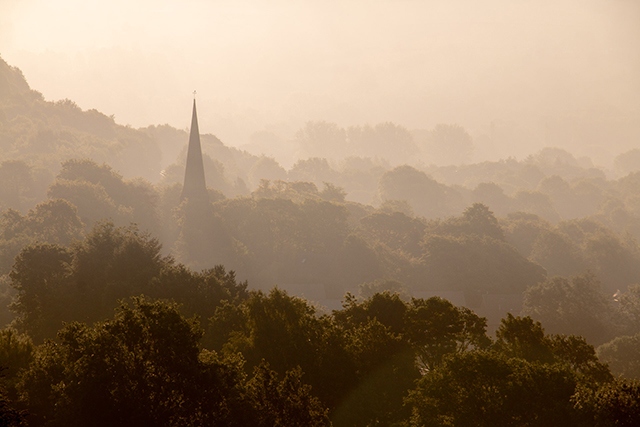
xmin=522 ymin=273 xmax=614 ymax=345
xmin=17 ymin=298 xmax=248 ymax=427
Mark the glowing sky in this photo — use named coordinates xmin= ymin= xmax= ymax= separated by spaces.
xmin=2 ymin=0 xmax=639 ymax=162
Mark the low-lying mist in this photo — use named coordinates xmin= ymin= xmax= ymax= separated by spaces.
xmin=2 ymin=0 xmax=639 ymax=168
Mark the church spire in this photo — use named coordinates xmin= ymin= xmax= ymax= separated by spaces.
xmin=181 ymin=97 xmax=208 ymax=202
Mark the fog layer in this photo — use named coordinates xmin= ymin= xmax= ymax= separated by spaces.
xmin=2 ymin=0 xmax=639 ymax=165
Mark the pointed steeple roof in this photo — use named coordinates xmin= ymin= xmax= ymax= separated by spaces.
xmin=181 ymin=99 xmax=209 ymax=202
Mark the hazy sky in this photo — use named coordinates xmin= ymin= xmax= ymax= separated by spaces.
xmin=2 ymin=0 xmax=639 ymax=162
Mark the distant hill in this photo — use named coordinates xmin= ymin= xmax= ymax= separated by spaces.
xmin=0 ymin=56 xmax=259 ymax=196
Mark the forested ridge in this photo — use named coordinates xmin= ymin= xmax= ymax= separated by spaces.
xmin=1 ymin=57 xmax=640 ymax=425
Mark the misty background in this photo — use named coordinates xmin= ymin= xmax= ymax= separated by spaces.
xmin=3 ymin=2 xmax=640 ymax=424
xmin=2 ymin=0 xmax=639 ymax=168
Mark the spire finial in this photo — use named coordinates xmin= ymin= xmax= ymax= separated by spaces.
xmin=193 ymin=90 xmax=197 ymax=100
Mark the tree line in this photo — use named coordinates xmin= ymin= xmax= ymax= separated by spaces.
xmin=1 ymin=229 xmax=639 ymax=425
xmin=3 ymin=53 xmax=640 ymax=425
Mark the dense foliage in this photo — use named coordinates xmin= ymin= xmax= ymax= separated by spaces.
xmin=2 ymin=280 xmax=638 ymax=425
xmin=2 ymin=56 xmax=640 ymax=425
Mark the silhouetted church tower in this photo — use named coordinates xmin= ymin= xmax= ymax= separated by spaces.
xmin=181 ymin=96 xmax=209 ymax=202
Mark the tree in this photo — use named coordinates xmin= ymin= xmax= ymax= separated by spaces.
xmin=332 ymin=292 xmax=490 ymax=425
xmin=216 ymin=288 xmax=354 ymax=412
xmin=201 ymin=153 xmax=236 ymax=197
xmin=295 ymin=121 xmax=346 ymax=160
xmin=502 ymin=212 xmax=553 ymax=258
xmin=522 ymin=274 xmax=614 ymax=345
xmin=0 ymin=389 xmax=26 ymax=427
xmin=616 ymin=284 xmax=640 ymax=336
xmin=9 ymin=243 xmax=73 ymax=342
xmin=404 ymin=297 xmax=490 ymax=371
xmin=252 ymin=180 xmax=320 ymax=202
xmin=494 ymin=314 xmax=555 ymax=363
xmin=614 ymin=149 xmax=640 ymax=176
xmin=405 ymin=350 xmax=579 ymax=427
xmin=319 ymin=182 xmax=346 ymax=203
xmin=358 ymin=279 xmax=410 ymax=300
xmin=56 ymin=159 xmax=126 ymax=197
xmin=0 ymin=211 xmax=35 ymax=275
xmin=120 ymin=178 xmax=161 ymax=237
xmin=513 ymin=190 xmax=561 ymax=222
xmin=550 ymin=334 xmax=612 ymax=383
xmin=10 ymin=222 xmax=171 ymax=342
xmin=335 ymin=291 xmax=408 ymax=335
xmin=231 ymin=288 xmax=326 ymax=376
xmin=571 ymin=179 xmax=607 ymax=218
xmin=423 ymin=124 xmax=474 ymax=165
xmin=334 ymin=317 xmax=417 ymax=427
xmin=333 ymin=234 xmax=381 ymax=289
xmin=338 ymin=156 xmax=388 ymax=205
xmin=0 ymin=160 xmax=33 ymax=211
xmin=50 ymin=159 xmax=162 ymax=235
xmin=530 ymin=147 xmax=579 ymax=166
xmin=156 ymin=182 xmax=184 ymax=247
xmin=529 ymin=229 xmax=587 ymax=277
xmin=0 ymin=199 xmax=83 ymax=278
xmin=462 ymin=203 xmax=504 ymax=239
xmin=573 ymin=379 xmax=640 ymax=427
xmin=247 ymin=156 xmax=287 ymax=189
xmin=405 ymin=309 xmax=614 ymax=427
xmin=172 ymin=196 xmax=229 ymax=271
xmin=0 ymin=328 xmax=33 ymax=425
xmin=378 ymin=165 xmax=452 ymax=219
xmin=47 ymin=179 xmax=120 ymax=227
xmin=583 ymin=231 xmax=640 ymax=294
xmin=71 ymin=222 xmax=167 ymax=323
xmin=18 ymin=298 xmax=249 ymax=427
xmin=347 ymin=122 xmax=418 ymax=165
xmin=26 ymin=199 xmax=84 ymax=246
xmin=378 ymin=199 xmax=414 ymax=216
xmin=153 ymin=264 xmax=248 ymax=329
xmin=471 ymin=182 xmax=512 ymax=217
xmin=359 ymin=211 xmax=426 ymax=257
xmin=0 ymin=328 xmax=34 ymax=394
xmin=213 ymin=195 xmax=350 ymax=288
xmin=431 ymin=203 xmax=504 ymax=241
xmin=494 ymin=314 xmax=610 ymax=381
xmin=537 ymin=174 xmax=575 ymax=218
xmin=422 ymin=232 xmax=546 ymax=294
xmin=245 ymin=363 xmax=330 ymax=427
xmin=597 ymin=334 xmax=640 ymax=380
xmin=288 ymin=158 xmax=338 ymax=188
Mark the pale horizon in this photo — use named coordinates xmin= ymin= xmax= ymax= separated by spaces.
xmin=2 ymin=0 xmax=639 ymax=166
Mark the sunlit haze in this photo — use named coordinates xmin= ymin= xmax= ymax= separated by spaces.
xmin=4 ymin=3 xmax=640 ymax=421
xmin=2 ymin=0 xmax=639 ymax=165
